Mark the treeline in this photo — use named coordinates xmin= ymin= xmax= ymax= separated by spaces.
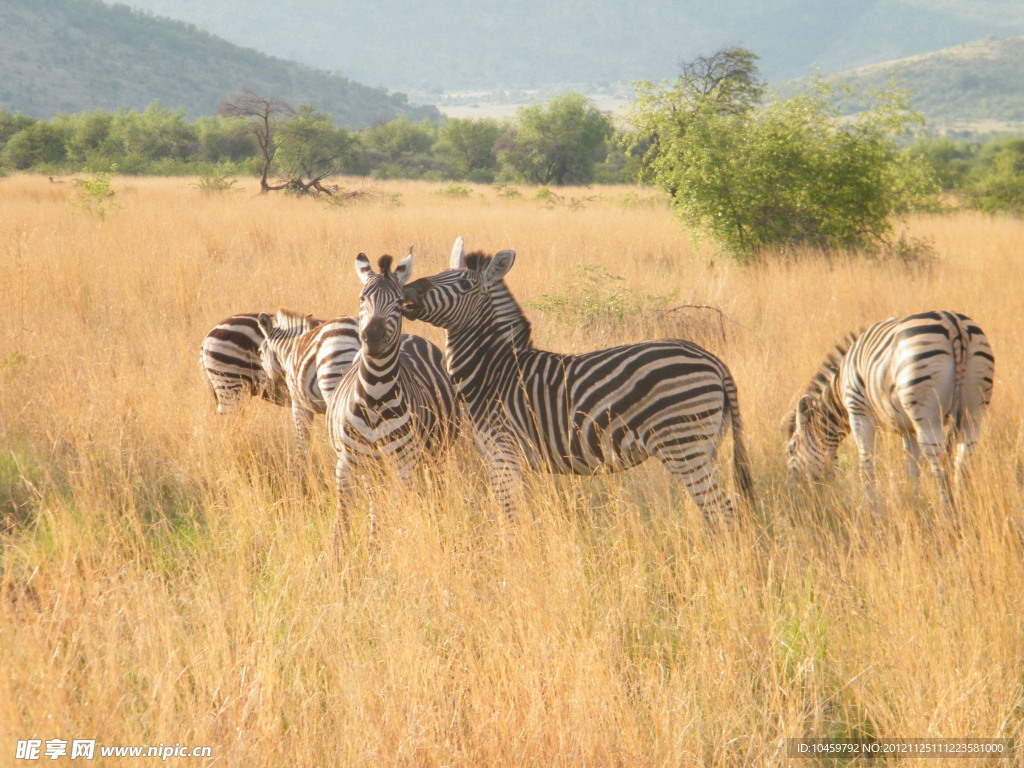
xmin=3 ymin=94 xmax=1021 ymax=212
xmin=3 ymin=51 xmax=1023 ymax=263
xmin=0 ymin=94 xmax=624 ymax=186
xmin=909 ymin=135 xmax=1024 ymax=214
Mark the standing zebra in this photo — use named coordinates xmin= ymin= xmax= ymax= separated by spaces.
xmin=200 ymin=312 xmax=321 ymax=413
xmin=327 ymin=251 xmax=458 ymax=523
xmin=256 ymin=307 xmax=449 ymax=458
xmin=400 ymin=238 xmax=754 ymax=523
xmin=256 ymin=310 xmax=361 ymax=456
xmin=785 ymin=310 xmax=994 ymax=509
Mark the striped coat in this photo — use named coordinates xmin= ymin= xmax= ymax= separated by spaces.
xmin=327 ymin=252 xmax=458 ymax=522
xmin=200 ymin=312 xmax=318 ymax=413
xmin=401 ymin=238 xmax=754 ymax=523
xmin=785 ymin=310 xmax=994 ymax=508
xmin=256 ymin=310 xmax=360 ymax=456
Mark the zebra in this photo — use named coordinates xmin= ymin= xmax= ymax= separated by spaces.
xmin=400 ymin=238 xmax=754 ymax=523
xmin=784 ymin=310 xmax=995 ymax=510
xmin=255 ymin=309 xmax=361 ymax=456
xmin=327 ymin=251 xmax=458 ymax=524
xmin=200 ymin=312 xmax=321 ymax=414
xmin=256 ymin=306 xmax=451 ymax=459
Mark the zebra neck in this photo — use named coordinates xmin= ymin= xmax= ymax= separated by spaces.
xmin=355 ymin=344 xmax=402 ymax=403
xmin=446 ymin=283 xmax=533 ymax=382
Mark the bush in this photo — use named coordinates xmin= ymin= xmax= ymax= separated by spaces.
xmin=71 ymin=170 xmax=120 ymax=218
xmin=528 ymin=264 xmax=672 ymax=329
xmin=624 ymin=49 xmax=937 ymax=261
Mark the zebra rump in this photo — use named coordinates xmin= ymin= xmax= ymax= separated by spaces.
xmin=200 ymin=312 xmax=323 ymax=414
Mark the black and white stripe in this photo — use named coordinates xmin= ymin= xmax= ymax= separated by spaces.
xmin=256 ymin=309 xmax=361 ymax=456
xmin=200 ymin=312 xmax=318 ymax=413
xmin=401 ymin=238 xmax=754 ymax=522
xmin=785 ymin=310 xmax=995 ymax=509
xmin=327 ymin=252 xmax=458 ymax=522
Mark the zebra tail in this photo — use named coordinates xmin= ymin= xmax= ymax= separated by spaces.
xmin=724 ymin=373 xmax=756 ymax=508
xmin=948 ymin=312 xmax=969 ymax=437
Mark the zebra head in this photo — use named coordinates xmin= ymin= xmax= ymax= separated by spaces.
xmin=785 ymin=394 xmax=837 ymax=482
xmin=355 ymin=250 xmax=413 ymax=357
xmin=256 ymin=309 xmax=318 ymax=400
xmin=402 ymin=236 xmax=516 ymax=332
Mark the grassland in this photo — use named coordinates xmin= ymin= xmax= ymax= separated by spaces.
xmin=1 ymin=175 xmax=1022 ymax=766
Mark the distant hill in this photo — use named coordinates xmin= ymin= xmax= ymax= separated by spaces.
xmin=0 ymin=0 xmax=440 ymax=126
xmin=820 ymin=37 xmax=1024 ymax=132
xmin=119 ymin=0 xmax=1024 ymax=94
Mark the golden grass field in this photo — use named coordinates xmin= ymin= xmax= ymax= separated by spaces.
xmin=1 ymin=174 xmax=1022 ymax=766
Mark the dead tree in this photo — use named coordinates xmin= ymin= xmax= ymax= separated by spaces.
xmin=218 ymin=89 xmax=294 ymax=193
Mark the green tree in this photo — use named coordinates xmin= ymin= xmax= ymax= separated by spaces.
xmin=906 ymin=135 xmax=978 ymax=192
xmin=107 ymin=101 xmax=196 ymax=166
xmin=436 ymin=117 xmax=504 ymax=181
xmin=362 ymin=116 xmax=438 ymax=178
xmin=962 ymin=137 xmax=1024 ymax=214
xmin=498 ymin=93 xmax=614 ymax=186
xmin=2 ymin=121 xmax=67 ymax=170
xmin=194 ymin=116 xmax=258 ymax=165
xmin=625 ymin=49 xmax=934 ymax=260
xmin=54 ymin=109 xmax=116 ymax=167
xmin=0 ymin=108 xmax=37 ymax=150
xmin=274 ymin=105 xmax=360 ymax=194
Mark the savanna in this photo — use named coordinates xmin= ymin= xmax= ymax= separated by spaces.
xmin=1 ymin=175 xmax=1022 ymax=766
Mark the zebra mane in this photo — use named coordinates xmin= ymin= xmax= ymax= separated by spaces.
xmin=807 ymin=333 xmax=858 ymax=396
xmin=377 ymin=254 xmax=393 ymax=275
xmin=274 ymin=308 xmax=320 ymax=332
xmin=464 ymin=251 xmax=490 ymax=271
xmin=464 ymin=250 xmax=533 ymax=350
xmin=784 ymin=331 xmax=860 ymax=437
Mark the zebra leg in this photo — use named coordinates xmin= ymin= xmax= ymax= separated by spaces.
xmin=951 ymin=409 xmax=986 ymax=497
xmin=849 ymin=414 xmax=879 ymax=508
xmin=475 ymin=429 xmax=524 ymax=520
xmin=334 ymin=454 xmax=356 ymax=532
xmin=292 ymin=403 xmax=315 ymax=459
xmin=901 ymin=434 xmax=922 ymax=494
xmin=657 ymin=442 xmax=735 ymax=526
xmin=916 ymin=425 xmax=955 ymax=511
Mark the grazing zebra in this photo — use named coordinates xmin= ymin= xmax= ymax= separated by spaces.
xmin=785 ymin=310 xmax=994 ymax=509
xmin=327 ymin=251 xmax=458 ymax=523
xmin=400 ymin=238 xmax=754 ymax=523
xmin=255 ymin=310 xmax=361 ymax=456
xmin=200 ymin=312 xmax=320 ymax=413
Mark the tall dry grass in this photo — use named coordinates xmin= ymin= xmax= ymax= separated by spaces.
xmin=1 ymin=174 xmax=1022 ymax=766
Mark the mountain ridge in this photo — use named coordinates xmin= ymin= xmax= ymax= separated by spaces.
xmin=0 ymin=0 xmax=440 ymax=126
xmin=119 ymin=0 xmax=1024 ymax=91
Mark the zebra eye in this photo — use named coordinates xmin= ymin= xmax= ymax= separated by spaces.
xmin=457 ymin=278 xmax=474 ymax=290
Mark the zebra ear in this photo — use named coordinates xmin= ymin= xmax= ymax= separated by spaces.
xmin=449 ymin=237 xmax=466 ymax=270
xmin=393 ymin=250 xmax=414 ymax=286
xmin=795 ymin=394 xmax=815 ymax=430
xmin=256 ymin=312 xmax=274 ymax=339
xmin=355 ymin=252 xmax=374 ymax=285
xmin=483 ymin=249 xmax=515 ymax=284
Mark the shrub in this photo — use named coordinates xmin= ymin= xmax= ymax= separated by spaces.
xmin=624 ymin=49 xmax=937 ymax=261
xmin=71 ymin=169 xmax=120 ymax=218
